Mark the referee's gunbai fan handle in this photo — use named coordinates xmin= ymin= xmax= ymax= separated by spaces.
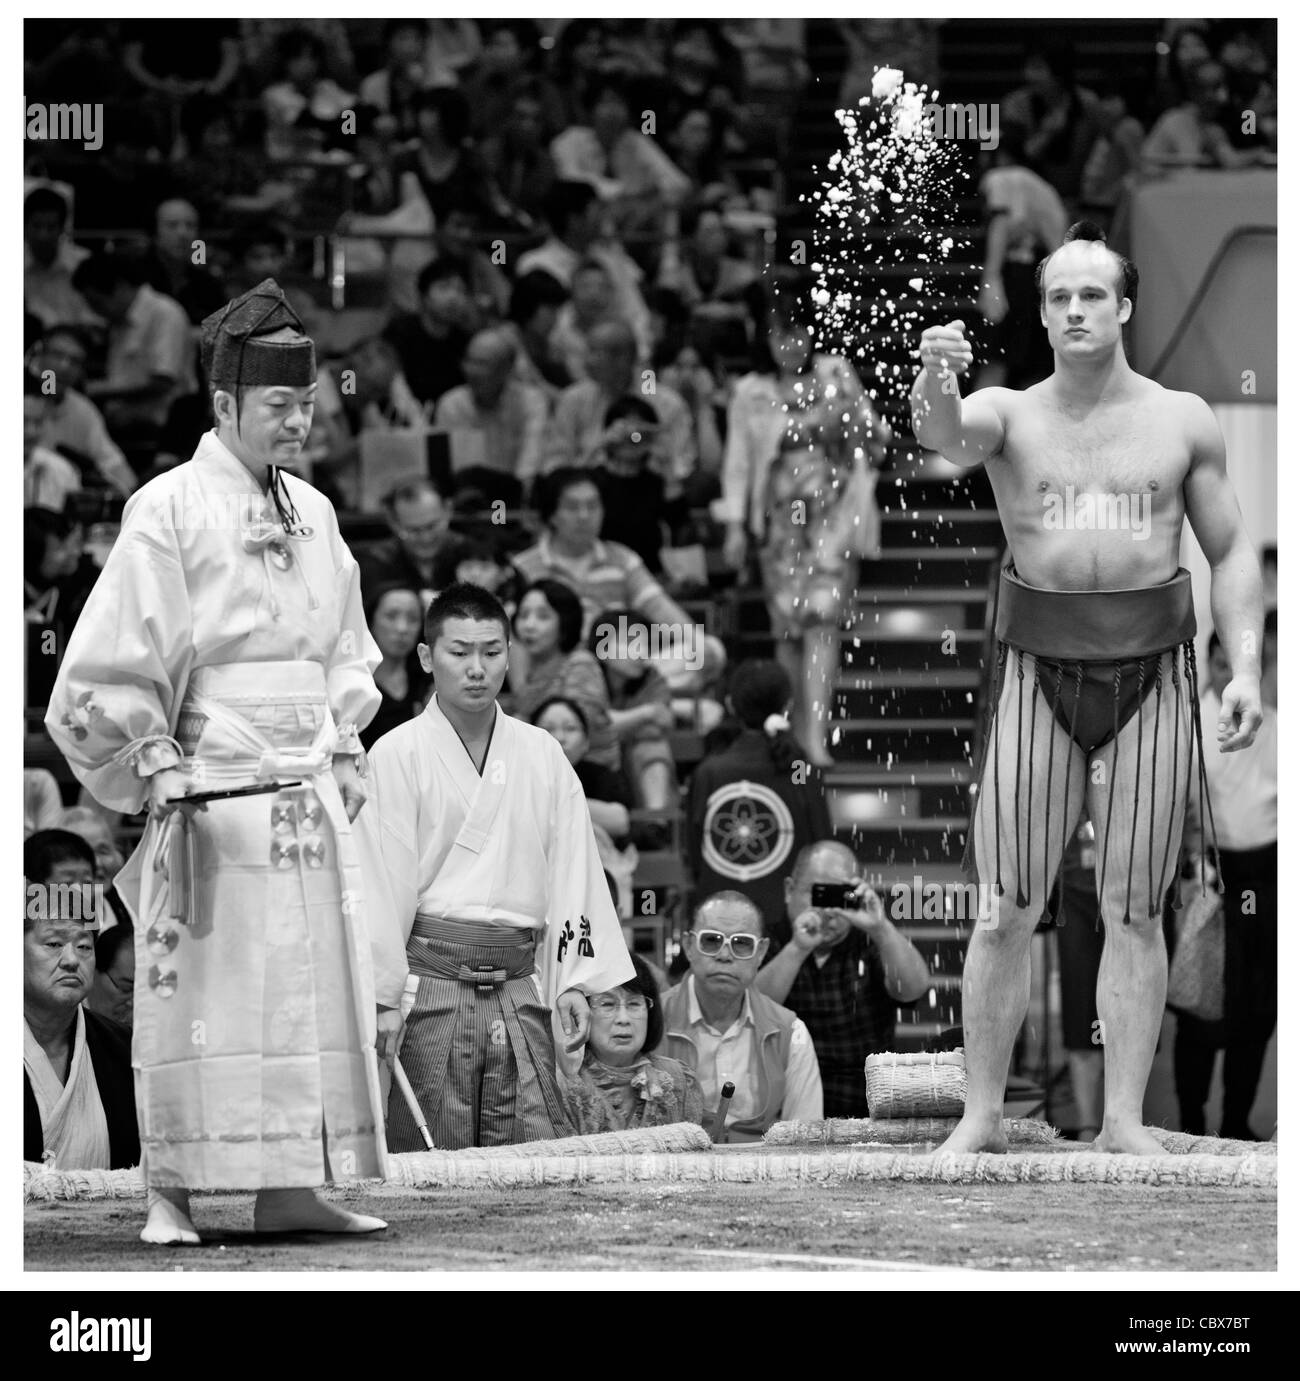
xmin=710 ymin=1081 xmax=736 ymax=1144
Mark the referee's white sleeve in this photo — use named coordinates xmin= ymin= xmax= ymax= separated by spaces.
xmin=781 ymin=1018 xmax=824 ymax=1123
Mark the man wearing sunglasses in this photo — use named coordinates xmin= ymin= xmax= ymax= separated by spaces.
xmin=661 ymin=891 xmax=823 ymax=1142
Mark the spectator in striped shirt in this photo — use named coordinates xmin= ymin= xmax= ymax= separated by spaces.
xmin=512 ymin=468 xmax=726 ymax=703
xmin=755 ymin=841 xmax=930 ymax=1118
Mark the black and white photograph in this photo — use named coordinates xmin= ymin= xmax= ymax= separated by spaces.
xmin=18 ymin=10 xmax=1283 ymax=1327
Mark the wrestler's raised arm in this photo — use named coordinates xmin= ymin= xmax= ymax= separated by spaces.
xmin=1182 ymin=393 xmax=1264 ymax=752
xmin=910 ymin=319 xmax=1007 ymax=468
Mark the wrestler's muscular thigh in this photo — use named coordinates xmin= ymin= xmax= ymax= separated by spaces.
xmin=1087 ymin=657 xmax=1192 ymax=925
xmin=972 ymin=653 xmax=1087 ymax=913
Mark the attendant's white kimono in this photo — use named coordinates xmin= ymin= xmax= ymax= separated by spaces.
xmin=45 ymin=431 xmax=386 ymax=1189
xmin=356 ymin=696 xmax=635 ymax=1143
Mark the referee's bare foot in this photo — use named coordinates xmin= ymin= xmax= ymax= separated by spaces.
xmin=934 ymin=1113 xmax=1009 ymax=1156
xmin=254 ymin=1188 xmax=387 ymax=1234
xmin=1094 ymin=1121 xmax=1167 ymax=1156
xmin=141 ymin=1187 xmax=200 ymax=1245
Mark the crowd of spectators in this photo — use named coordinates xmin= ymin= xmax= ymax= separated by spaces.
xmin=23 ymin=20 xmax=1277 ymax=1164
xmin=976 ymin=20 xmax=1275 ymax=389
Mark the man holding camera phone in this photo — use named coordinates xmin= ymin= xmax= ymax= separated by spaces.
xmin=756 ymin=842 xmax=931 ymax=1117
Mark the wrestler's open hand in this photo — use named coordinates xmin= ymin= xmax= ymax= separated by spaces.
xmin=557 ymin=988 xmax=591 ymax=1053
xmin=332 ymin=757 xmax=367 ymax=821
xmin=1217 ymin=674 xmax=1263 ymax=752
xmin=918 ymin=320 xmax=973 ymax=376
xmin=375 ymin=1008 xmax=404 ymax=1064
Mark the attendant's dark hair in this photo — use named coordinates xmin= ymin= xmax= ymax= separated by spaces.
xmin=24 ymin=829 xmax=96 ymax=886
xmin=95 ymin=918 xmax=133 ymax=972
xmin=423 ymin=581 xmax=511 ymax=646
xmin=1035 ymin=221 xmax=1139 ymax=309
xmin=515 ymin=578 xmax=584 ymax=652
xmin=529 ymin=694 xmax=590 ymax=735
xmin=534 ymin=467 xmax=603 ymax=525
xmin=728 ymin=659 xmax=800 ymax=773
xmin=615 ymin=953 xmax=665 ymax=1054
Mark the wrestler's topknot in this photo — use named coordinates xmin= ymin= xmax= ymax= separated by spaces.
xmin=1063 ymin=220 xmax=1108 ymax=244
xmin=1036 ymin=221 xmax=1139 ymax=309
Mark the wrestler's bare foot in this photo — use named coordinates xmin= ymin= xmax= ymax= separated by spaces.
xmin=933 ymin=1112 xmax=1009 ymax=1156
xmin=1093 ymin=1121 xmax=1167 ymax=1156
xmin=141 ymin=1187 xmax=200 ymax=1246
xmin=253 ymin=1188 xmax=387 ymax=1234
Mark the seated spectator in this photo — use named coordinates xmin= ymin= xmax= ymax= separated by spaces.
xmin=121 ymin=18 xmax=242 ymax=157
xmin=55 ymin=806 xmax=124 ymax=885
xmin=504 ymin=270 xmax=572 ymax=399
xmin=665 ymin=108 xmax=740 ymax=206
xmin=87 ymin=917 xmax=135 ymax=1031
xmin=392 ymin=86 xmax=512 ymax=227
xmin=549 ymin=20 xmax=614 ymax=127
xmin=432 ymin=207 xmax=512 ymax=322
xmin=358 ymin=18 xmax=441 ymax=144
xmin=478 ymin=80 xmax=561 ymax=227
xmin=24 ymin=377 xmax=81 ymax=512
xmin=1217 ymin=24 xmax=1276 ymax=152
xmin=549 ymin=259 xmax=626 ymax=383
xmin=531 ymin=695 xmax=633 ymax=846
xmin=658 ymin=203 xmax=763 ymax=347
xmin=71 ymin=251 xmax=196 ymax=461
xmin=139 ymin=198 xmax=228 ymax=325
xmin=1142 ymin=60 xmax=1266 ymax=170
xmin=647 ymin=287 xmax=725 ymax=477
xmin=24 ymin=186 xmax=97 ymax=331
xmin=221 ymin=222 xmax=293 ymax=301
xmin=589 ymin=397 xmax=687 ymax=571
xmin=383 ymin=257 xmax=474 ymax=408
xmin=562 ymin=953 xmax=704 ymax=1132
xmin=25 ymin=506 xmax=97 ymax=707
xmin=589 ymin=607 xmax=677 ymax=814
xmin=508 ymin=578 xmax=618 ymax=770
xmin=514 ymin=469 xmax=727 ymax=693
xmin=975 ymin=121 xmax=1068 ymax=388
xmin=27 ymin=326 xmax=137 ymax=497
xmin=688 ymin=660 xmax=833 ymax=937
xmin=1000 ymin=42 xmax=1098 ymax=200
xmin=435 ymin=328 xmax=550 ymax=505
xmin=515 ymin=180 xmax=652 ymax=355
xmin=659 ymin=22 xmax=743 ymax=139
xmin=1078 ymin=81 xmax=1147 ymax=222
xmin=23 ymin=829 xmax=140 ymax=1170
xmin=1151 ymin=21 xmax=1213 ymax=115
xmin=356 ymin=478 xmax=455 ymax=606
xmin=24 ymin=769 xmax=64 ymax=838
xmin=56 ymin=804 xmax=134 ymax=934
xmin=361 ymin=582 xmax=432 ymax=750
xmin=754 ymin=842 xmax=930 ymax=1118
xmin=261 ymin=27 xmax=356 ymax=161
xmin=461 ymin=19 xmax=562 ymax=149
xmin=420 ymin=18 xmax=484 ymax=88
xmin=543 ymin=318 xmax=695 ymax=489
xmin=661 ymin=890 xmax=823 ymax=1141
xmin=434 ymin=531 xmax=523 ymax=615
xmin=550 ymin=73 xmax=691 ymax=235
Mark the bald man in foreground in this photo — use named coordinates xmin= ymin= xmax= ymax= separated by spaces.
xmin=912 ymin=221 xmax=1262 ymax=1156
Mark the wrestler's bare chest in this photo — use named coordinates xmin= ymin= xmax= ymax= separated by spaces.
xmin=988 ymin=386 xmax=1191 ymax=588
